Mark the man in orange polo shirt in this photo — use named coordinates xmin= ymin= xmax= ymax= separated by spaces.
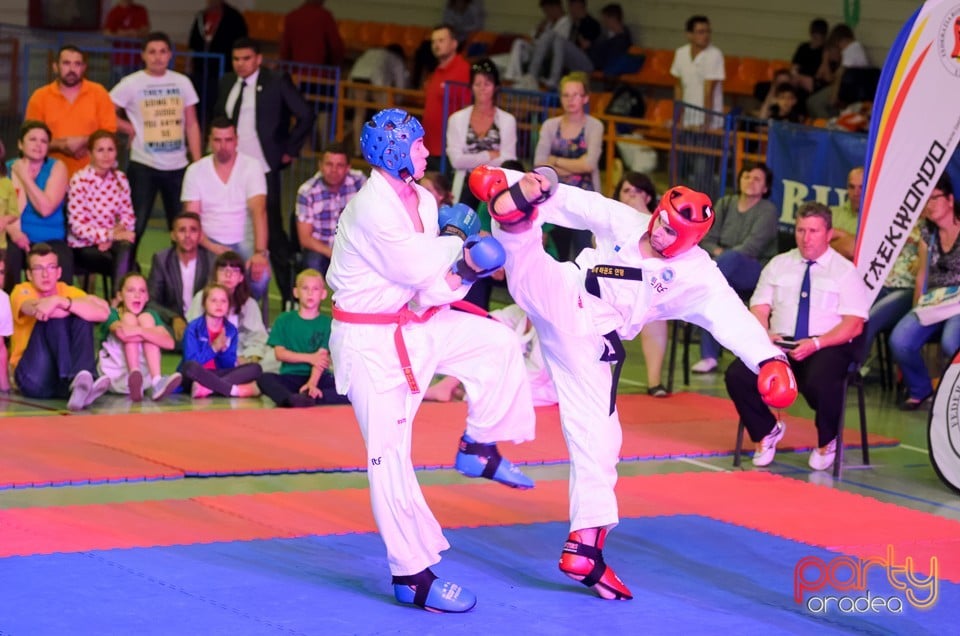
xmin=10 ymin=243 xmax=111 ymax=410
xmin=25 ymin=45 xmax=117 ymax=176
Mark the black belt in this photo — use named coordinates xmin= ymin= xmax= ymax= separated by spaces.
xmin=584 ymin=265 xmax=644 ymax=415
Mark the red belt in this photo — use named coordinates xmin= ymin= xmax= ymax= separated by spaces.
xmin=332 ymin=304 xmax=443 ymax=393
xmin=332 ymin=301 xmax=489 ymax=393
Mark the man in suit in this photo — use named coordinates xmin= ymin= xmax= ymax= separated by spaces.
xmin=188 ymin=0 xmax=247 ymax=123
xmin=214 ymin=37 xmax=316 ymax=306
xmin=146 ymin=211 xmax=214 ymax=345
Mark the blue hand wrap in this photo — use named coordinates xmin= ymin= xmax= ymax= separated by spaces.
xmin=438 ymin=203 xmax=481 ymax=240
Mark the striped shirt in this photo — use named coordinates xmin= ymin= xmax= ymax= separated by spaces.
xmin=295 ymin=170 xmax=366 ymax=246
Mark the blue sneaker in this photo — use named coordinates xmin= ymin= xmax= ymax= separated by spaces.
xmin=393 ymin=569 xmax=477 ymax=613
xmin=455 ymin=434 xmax=535 ymax=489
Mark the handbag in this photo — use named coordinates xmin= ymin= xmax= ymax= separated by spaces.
xmin=915 ymin=285 xmax=960 ymax=326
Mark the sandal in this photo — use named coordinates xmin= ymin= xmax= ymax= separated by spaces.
xmin=647 ymin=384 xmax=669 ymax=398
xmin=899 ymin=393 xmax=933 ymax=411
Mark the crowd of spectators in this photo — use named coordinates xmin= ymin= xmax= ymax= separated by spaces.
xmin=0 ymin=2 xmax=937 ymax=422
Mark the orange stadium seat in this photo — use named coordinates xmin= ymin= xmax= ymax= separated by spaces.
xmin=355 ymin=22 xmax=381 ymax=51
xmin=378 ymin=23 xmax=405 ymax=50
xmin=399 ymin=25 xmax=429 ymax=59
xmin=338 ymin=19 xmax=360 ymax=49
xmin=728 ymin=56 xmax=769 ymax=96
xmin=634 ymin=48 xmax=675 ymax=88
xmin=244 ymin=11 xmax=284 ymax=43
xmin=645 ymin=98 xmax=676 ymax=126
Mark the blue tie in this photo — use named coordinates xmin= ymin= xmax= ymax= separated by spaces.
xmin=794 ymin=259 xmax=814 ymax=339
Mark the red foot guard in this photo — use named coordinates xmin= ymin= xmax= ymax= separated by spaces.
xmin=558 ymin=528 xmax=633 ymax=600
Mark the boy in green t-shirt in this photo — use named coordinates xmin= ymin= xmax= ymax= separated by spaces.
xmin=257 ymin=269 xmax=349 ymax=407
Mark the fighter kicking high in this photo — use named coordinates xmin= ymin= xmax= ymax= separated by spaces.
xmin=469 ymin=166 xmax=798 ymax=600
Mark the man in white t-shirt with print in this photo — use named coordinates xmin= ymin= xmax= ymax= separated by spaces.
xmin=670 ymin=15 xmax=725 ymax=129
xmin=110 ymin=31 xmax=202 ymax=259
xmin=181 ymin=117 xmax=270 ymax=300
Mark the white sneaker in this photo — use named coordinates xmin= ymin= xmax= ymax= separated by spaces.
xmin=151 ymin=373 xmax=182 ymax=401
xmin=809 ymin=438 xmax=838 ymax=471
xmin=752 ymin=421 xmax=786 ymax=467
xmin=691 ymin=358 xmax=718 ymax=374
xmin=67 ymin=370 xmax=93 ymax=411
xmin=513 ymin=74 xmax=540 ymax=91
xmin=84 ymin=375 xmax=112 ymax=407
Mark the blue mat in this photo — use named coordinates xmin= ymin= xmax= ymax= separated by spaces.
xmin=0 ymin=516 xmax=953 ymax=635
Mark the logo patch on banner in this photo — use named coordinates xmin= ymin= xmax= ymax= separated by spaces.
xmin=935 ymin=5 xmax=960 ymax=76
xmin=930 ymin=347 xmax=960 ymax=494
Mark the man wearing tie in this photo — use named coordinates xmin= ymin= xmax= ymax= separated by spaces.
xmin=214 ymin=37 xmax=316 ymax=306
xmin=724 ymin=201 xmax=870 ymax=471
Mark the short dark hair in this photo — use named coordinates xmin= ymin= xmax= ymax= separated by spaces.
xmin=810 ymin=18 xmax=829 ymax=36
xmin=686 ymin=15 xmax=710 ymax=32
xmin=432 ymin=24 xmax=459 ymax=42
xmin=232 ymin=37 xmax=260 ymax=54
xmin=601 ymin=4 xmax=623 ymax=22
xmin=322 ymin=142 xmax=349 ymax=159
xmin=57 ymin=45 xmax=84 ymax=62
xmin=615 ymin=171 xmax=657 ymax=204
xmin=27 ymin=242 xmax=57 ymax=266
xmin=739 ymin=162 xmax=774 ymax=199
xmin=142 ymin=31 xmax=172 ymax=51
xmin=19 ymin=120 xmax=51 ymax=145
xmin=87 ymin=129 xmax=117 ymax=152
xmin=540 ymin=0 xmax=562 ymax=7
xmin=826 ymin=24 xmax=855 ymax=48
xmin=796 ymin=201 xmax=832 ymax=230
xmin=208 ymin=116 xmax=236 ymax=133
xmin=173 ymin=211 xmax=202 ymax=228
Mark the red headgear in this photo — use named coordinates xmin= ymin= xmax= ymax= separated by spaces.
xmin=648 ymin=186 xmax=715 ymax=257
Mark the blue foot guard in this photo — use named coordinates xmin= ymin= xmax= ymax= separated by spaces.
xmin=393 ymin=568 xmax=477 ymax=613
xmin=454 ymin=434 xmax=535 ymax=489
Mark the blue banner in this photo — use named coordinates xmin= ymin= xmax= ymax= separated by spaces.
xmin=765 ymin=121 xmax=868 ymax=228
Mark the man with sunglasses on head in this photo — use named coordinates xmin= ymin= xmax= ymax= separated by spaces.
xmin=10 ymin=243 xmax=111 ymax=410
xmin=469 ymin=165 xmax=799 ymax=601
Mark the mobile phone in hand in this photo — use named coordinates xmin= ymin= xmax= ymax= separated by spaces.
xmin=774 ymin=339 xmax=799 ymax=350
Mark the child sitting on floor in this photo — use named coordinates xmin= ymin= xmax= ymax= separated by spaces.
xmin=181 ymin=283 xmax=262 ymax=398
xmin=98 ymin=272 xmax=181 ymax=401
xmin=257 ymin=269 xmax=349 ymax=407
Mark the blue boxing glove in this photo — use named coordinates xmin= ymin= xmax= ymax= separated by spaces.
xmin=438 ymin=203 xmax=481 ymax=240
xmin=453 ymin=234 xmax=506 ymax=283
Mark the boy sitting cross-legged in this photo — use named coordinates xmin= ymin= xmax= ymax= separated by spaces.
xmin=257 ymin=269 xmax=349 ymax=407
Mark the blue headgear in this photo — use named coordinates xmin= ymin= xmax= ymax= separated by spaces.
xmin=360 ymin=108 xmax=425 ymax=182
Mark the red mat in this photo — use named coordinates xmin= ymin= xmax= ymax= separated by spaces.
xmin=1 ymin=472 xmax=955 ymax=583
xmin=0 ymin=394 xmax=899 ymax=488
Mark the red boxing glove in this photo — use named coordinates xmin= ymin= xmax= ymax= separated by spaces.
xmin=757 ymin=358 xmax=798 ymax=409
xmin=468 ymin=166 xmax=509 ymax=202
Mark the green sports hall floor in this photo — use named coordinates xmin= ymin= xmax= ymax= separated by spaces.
xmin=0 ymin=219 xmax=954 ymax=529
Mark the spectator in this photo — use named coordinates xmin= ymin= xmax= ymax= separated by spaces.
xmin=503 ymin=0 xmax=569 ymax=83
xmin=349 ymin=44 xmax=409 ymax=155
xmin=534 ymin=71 xmax=602 ymax=260
xmin=0 ymin=251 xmax=10 ymax=392
xmin=613 ymin=172 xmax=670 ymax=396
xmin=9 ymin=243 xmax=111 ymax=410
xmin=187 ymin=0 xmax=247 ymax=122
xmin=181 ymin=117 xmax=269 ymax=301
xmin=111 ymin=32 xmax=202 ymax=257
xmin=445 ymin=58 xmax=517 ymax=205
xmin=792 ymin=18 xmax=828 ymax=95
xmin=670 ymin=15 xmax=725 ymax=128
xmin=419 ymin=171 xmax=454 ymax=207
xmin=146 ymin=211 xmax=214 ymax=344
xmin=102 ymin=1 xmax=151 ymax=82
xmin=725 ymin=202 xmax=869 ymax=471
xmin=295 ymin=143 xmax=365 ymax=276
xmin=589 ymin=3 xmax=633 ymax=75
xmin=66 ymin=130 xmax=136 ymax=291
xmin=4 ymin=121 xmax=72 ymax=292
xmin=280 ymin=0 xmax=345 ymax=66
xmin=214 ymin=37 xmax=316 ymax=307
xmin=693 ymin=162 xmax=780 ymax=373
xmin=766 ymin=84 xmax=804 ymax=123
xmin=756 ymin=69 xmax=800 ymax=120
xmin=181 ymin=283 xmax=262 ymax=398
xmin=444 ymin=0 xmax=485 ymax=43
xmin=257 ymin=269 xmax=349 ymax=407
xmin=830 ymin=166 xmax=863 ymax=260
xmin=423 ymin=25 xmax=472 ymax=164
xmin=0 ymin=142 xmax=18 ymax=250
xmin=25 ymin=45 xmax=117 ymax=177
xmin=520 ymin=0 xmax=602 ymax=90
xmin=890 ymin=174 xmax=960 ymax=410
xmin=806 ymin=24 xmax=870 ymax=119
xmin=97 ymin=272 xmax=181 ymax=401
xmin=186 ymin=251 xmax=270 ymax=365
